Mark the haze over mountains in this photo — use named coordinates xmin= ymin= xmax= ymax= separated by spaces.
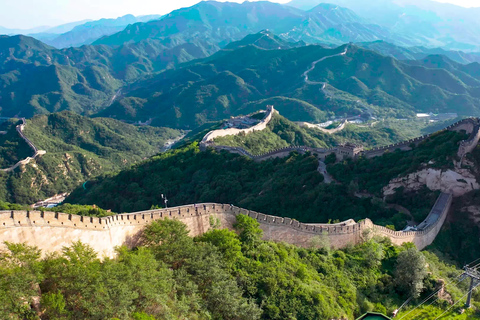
xmin=92 ymin=1 xmax=416 ymax=48
xmin=33 ymin=14 xmax=162 ymax=49
xmin=288 ymin=0 xmax=480 ymax=50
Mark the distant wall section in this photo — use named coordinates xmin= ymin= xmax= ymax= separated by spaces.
xmin=1 ymin=118 xmax=46 ymax=172
xmin=201 ymin=105 xmax=275 ymax=146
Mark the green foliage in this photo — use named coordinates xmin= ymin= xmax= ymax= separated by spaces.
xmin=329 ymin=130 xmax=467 ymax=195
xmin=67 ymin=143 xmax=403 ymax=227
xmin=394 ymin=248 xmax=428 ymax=298
xmin=0 ymin=111 xmax=182 ymax=204
xmin=0 ymin=242 xmax=43 ymax=320
xmin=142 ymin=218 xmax=193 ymax=266
xmin=45 ymin=203 xmax=114 ymax=217
xmin=0 ymin=217 xmax=474 ymax=319
xmin=233 ymin=214 xmax=264 ymax=246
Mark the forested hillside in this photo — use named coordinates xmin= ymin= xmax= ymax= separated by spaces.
xmin=1 ymin=214 xmax=476 ymax=319
xmin=0 ymin=34 xmax=209 ymax=118
xmin=68 ymin=133 xmax=467 ymax=232
xmin=212 ymin=113 xmax=457 ymax=154
xmin=0 ymin=119 xmax=31 ymax=168
xmin=101 ymin=39 xmax=480 ymax=128
xmin=0 ymin=112 xmax=182 ymax=203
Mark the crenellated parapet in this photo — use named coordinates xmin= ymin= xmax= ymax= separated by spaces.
xmin=0 ymin=194 xmax=452 ymax=258
xmin=205 ymin=116 xmax=480 ymax=163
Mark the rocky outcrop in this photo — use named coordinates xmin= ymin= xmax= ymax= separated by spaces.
xmin=384 ymin=168 xmax=479 ymax=197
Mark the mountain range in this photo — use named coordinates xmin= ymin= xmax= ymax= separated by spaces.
xmin=97 ymin=31 xmax=480 ymax=128
xmin=288 ymin=0 xmax=480 ymax=51
xmin=0 ymin=20 xmax=91 ymax=37
xmin=93 ymin=1 xmax=418 ymax=48
xmin=0 ymin=111 xmax=182 ymax=204
xmin=0 ymin=32 xmax=211 ymax=118
xmin=2 ymin=1 xmax=480 ymax=125
xmin=32 ymin=14 xmax=162 ymax=49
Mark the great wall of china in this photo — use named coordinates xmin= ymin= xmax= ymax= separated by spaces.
xmin=0 ymin=192 xmax=452 ymax=258
xmin=0 ymin=107 xmax=476 ymax=257
xmin=1 ymin=118 xmax=46 ymax=172
xmin=200 ymin=106 xmax=480 ymax=163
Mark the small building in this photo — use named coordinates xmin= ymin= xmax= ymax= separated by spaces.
xmin=356 ymin=312 xmax=392 ymax=320
xmin=336 ymin=143 xmax=364 ymax=160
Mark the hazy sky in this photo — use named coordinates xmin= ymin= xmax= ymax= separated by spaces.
xmin=0 ymin=0 xmax=478 ymax=29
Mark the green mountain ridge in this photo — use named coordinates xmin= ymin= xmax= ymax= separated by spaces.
xmin=0 ymin=34 xmax=212 ymax=118
xmin=99 ymin=38 xmax=480 ymax=128
xmin=212 ymin=112 xmax=458 ymax=154
xmin=0 ymin=111 xmax=182 ymax=204
xmin=357 ymin=40 xmax=480 ymax=64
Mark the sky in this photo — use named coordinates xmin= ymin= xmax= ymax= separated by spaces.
xmin=0 ymin=0 xmax=478 ymax=30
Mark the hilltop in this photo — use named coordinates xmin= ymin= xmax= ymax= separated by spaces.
xmin=0 ymin=112 xmax=182 ymax=204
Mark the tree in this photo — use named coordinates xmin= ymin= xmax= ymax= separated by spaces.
xmin=394 ymin=248 xmax=427 ymax=297
xmin=198 ymin=229 xmax=243 ymax=266
xmin=142 ymin=218 xmax=193 ymax=267
xmin=233 ymin=214 xmax=263 ymax=247
xmin=0 ymin=242 xmax=43 ymax=320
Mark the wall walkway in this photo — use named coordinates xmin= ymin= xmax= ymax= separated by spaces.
xmin=1 ymin=118 xmax=46 ymax=172
xmin=0 ymin=193 xmax=452 ymax=258
xmin=203 ymin=115 xmax=480 ymax=164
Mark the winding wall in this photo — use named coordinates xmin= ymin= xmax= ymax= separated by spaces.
xmin=201 ymin=105 xmax=275 ymax=145
xmin=1 ymin=118 xmax=46 ymax=172
xmin=205 ymin=116 xmax=480 ymax=163
xmin=0 ymin=193 xmax=452 ymax=258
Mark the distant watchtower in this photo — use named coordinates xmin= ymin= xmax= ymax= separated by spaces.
xmin=336 ymin=143 xmax=364 ymax=160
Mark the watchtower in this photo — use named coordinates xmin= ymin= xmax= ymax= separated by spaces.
xmin=336 ymin=143 xmax=364 ymax=160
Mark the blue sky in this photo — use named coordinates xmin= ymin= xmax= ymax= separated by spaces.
xmin=0 ymin=0 xmax=478 ymax=29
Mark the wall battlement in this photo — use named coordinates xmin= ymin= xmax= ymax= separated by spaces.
xmin=204 ymin=115 xmax=480 ymax=163
xmin=0 ymin=194 xmax=452 ymax=258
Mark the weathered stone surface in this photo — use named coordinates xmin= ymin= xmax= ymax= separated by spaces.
xmin=384 ymin=168 xmax=479 ymax=197
xmin=0 ymin=195 xmax=452 ymax=258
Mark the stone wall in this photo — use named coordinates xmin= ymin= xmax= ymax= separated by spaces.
xmin=205 ymin=115 xmax=480 ymax=163
xmin=457 ymin=119 xmax=480 ymax=159
xmin=201 ymin=105 xmax=275 ymax=145
xmin=0 ymin=193 xmax=452 ymax=258
xmin=1 ymin=118 xmax=46 ymax=172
